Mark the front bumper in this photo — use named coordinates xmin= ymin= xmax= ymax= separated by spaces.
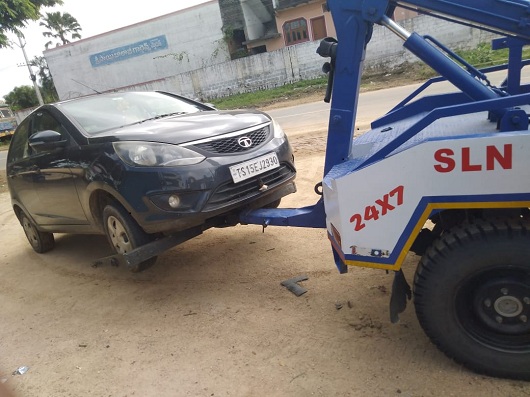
xmin=119 ymin=138 xmax=296 ymax=234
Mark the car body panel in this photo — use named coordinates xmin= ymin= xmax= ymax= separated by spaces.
xmin=87 ymin=112 xmax=271 ymax=145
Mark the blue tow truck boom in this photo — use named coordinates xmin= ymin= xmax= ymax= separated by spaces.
xmin=239 ymin=0 xmax=530 ymax=380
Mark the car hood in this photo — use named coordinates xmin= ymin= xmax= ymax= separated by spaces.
xmin=88 ymin=110 xmax=271 ymax=144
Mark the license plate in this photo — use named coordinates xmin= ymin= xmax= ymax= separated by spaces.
xmin=229 ymin=152 xmax=280 ymax=183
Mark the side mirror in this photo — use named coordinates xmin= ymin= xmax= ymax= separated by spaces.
xmin=28 ymin=130 xmax=68 ymax=152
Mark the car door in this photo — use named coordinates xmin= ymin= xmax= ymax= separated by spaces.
xmin=9 ymin=110 xmax=88 ymax=226
xmin=7 ymin=117 xmax=41 ymax=217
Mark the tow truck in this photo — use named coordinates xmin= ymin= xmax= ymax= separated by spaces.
xmin=240 ymin=0 xmax=530 ymax=381
xmin=100 ymin=0 xmax=530 ymax=380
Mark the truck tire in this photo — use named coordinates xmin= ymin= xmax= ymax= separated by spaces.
xmin=102 ymin=204 xmax=157 ymax=273
xmin=20 ymin=212 xmax=55 ymax=253
xmin=414 ymin=219 xmax=530 ymax=380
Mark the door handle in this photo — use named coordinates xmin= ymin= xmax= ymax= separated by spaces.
xmin=18 ymin=166 xmax=41 ymax=176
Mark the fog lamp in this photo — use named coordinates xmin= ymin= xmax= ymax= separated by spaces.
xmin=168 ymin=195 xmax=181 ymax=208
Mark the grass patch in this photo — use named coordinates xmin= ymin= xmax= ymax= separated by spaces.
xmin=456 ymin=44 xmax=530 ymax=69
xmin=210 ymin=43 xmax=529 ymax=110
xmin=211 ymin=77 xmax=328 ymax=109
xmin=211 ymin=65 xmax=431 ymax=110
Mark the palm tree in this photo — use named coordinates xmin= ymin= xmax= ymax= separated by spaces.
xmin=40 ymin=12 xmax=82 ymax=49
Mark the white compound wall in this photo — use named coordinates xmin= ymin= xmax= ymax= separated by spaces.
xmin=45 ymin=9 xmax=499 ymax=102
xmin=45 ymin=1 xmax=228 ymax=99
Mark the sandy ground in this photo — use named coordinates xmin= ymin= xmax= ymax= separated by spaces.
xmin=1 ymin=125 xmax=530 ymax=397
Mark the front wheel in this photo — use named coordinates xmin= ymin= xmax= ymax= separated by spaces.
xmin=414 ymin=219 xmax=530 ymax=380
xmin=102 ymin=204 xmax=157 ymax=272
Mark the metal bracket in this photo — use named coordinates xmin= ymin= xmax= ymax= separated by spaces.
xmin=92 ymin=227 xmax=203 ymax=271
xmin=281 ymin=275 xmax=309 ymax=296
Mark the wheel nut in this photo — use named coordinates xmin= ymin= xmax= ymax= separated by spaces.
xmin=496 ymin=316 xmax=503 ymax=324
xmin=520 ymin=315 xmax=528 ymax=323
xmin=524 ymin=297 xmax=530 ymax=305
xmin=501 ymin=288 xmax=509 ymax=295
xmin=484 ymin=299 xmax=492 ymax=308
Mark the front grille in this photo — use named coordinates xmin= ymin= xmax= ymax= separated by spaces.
xmin=204 ymin=164 xmax=294 ymax=210
xmin=194 ymin=126 xmax=270 ymax=154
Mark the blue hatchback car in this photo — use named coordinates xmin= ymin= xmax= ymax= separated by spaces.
xmin=7 ymin=91 xmax=296 ymax=271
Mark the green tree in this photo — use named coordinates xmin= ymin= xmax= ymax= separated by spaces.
xmin=0 ymin=0 xmax=62 ymax=48
xmin=30 ymin=56 xmax=58 ymax=102
xmin=3 ymin=86 xmax=39 ymax=111
xmin=40 ymin=11 xmax=81 ymax=49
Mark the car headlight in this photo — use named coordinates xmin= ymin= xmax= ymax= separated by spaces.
xmin=272 ymin=119 xmax=285 ymax=140
xmin=113 ymin=141 xmax=205 ymax=167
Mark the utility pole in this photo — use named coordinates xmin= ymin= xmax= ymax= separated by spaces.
xmin=17 ymin=34 xmax=44 ymax=106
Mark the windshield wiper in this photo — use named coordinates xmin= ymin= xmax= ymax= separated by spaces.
xmin=141 ymin=112 xmax=187 ymax=123
xmin=127 ymin=112 xmax=188 ymax=126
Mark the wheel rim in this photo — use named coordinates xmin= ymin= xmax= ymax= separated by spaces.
xmin=456 ymin=267 xmax=530 ymax=352
xmin=22 ymin=216 xmax=39 ymax=248
xmin=107 ymin=215 xmax=133 ymax=254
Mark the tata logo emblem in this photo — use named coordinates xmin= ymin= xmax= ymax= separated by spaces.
xmin=238 ymin=136 xmax=253 ymax=148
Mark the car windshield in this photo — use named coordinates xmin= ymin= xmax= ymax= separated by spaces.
xmin=58 ymin=92 xmax=204 ymax=135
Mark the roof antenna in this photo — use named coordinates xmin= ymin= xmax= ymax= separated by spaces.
xmin=71 ymin=79 xmax=102 ymax=94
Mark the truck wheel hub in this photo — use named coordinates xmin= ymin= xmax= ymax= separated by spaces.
xmin=473 ymin=278 xmax=530 ymax=334
xmin=494 ymin=295 xmax=523 ymax=318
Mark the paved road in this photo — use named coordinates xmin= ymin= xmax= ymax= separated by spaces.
xmin=268 ymin=68 xmax=527 ymax=137
xmin=0 ymin=150 xmax=6 ymax=171
xmin=268 ymin=83 xmax=434 ymax=136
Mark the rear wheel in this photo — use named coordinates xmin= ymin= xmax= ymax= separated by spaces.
xmin=19 ymin=212 xmax=54 ymax=253
xmin=414 ymin=219 xmax=530 ymax=380
xmin=102 ymin=204 xmax=157 ymax=273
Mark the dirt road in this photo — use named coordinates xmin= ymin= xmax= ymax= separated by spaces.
xmin=1 ymin=128 xmax=529 ymax=396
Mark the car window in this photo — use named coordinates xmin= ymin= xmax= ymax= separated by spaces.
xmin=58 ymin=92 xmax=204 ymax=135
xmin=31 ymin=110 xmax=67 ymax=137
xmin=8 ymin=117 xmax=32 ymax=163
xmin=9 ymin=111 xmax=69 ymax=164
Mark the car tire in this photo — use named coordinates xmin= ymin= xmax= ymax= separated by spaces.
xmin=414 ymin=219 xmax=530 ymax=380
xmin=19 ymin=212 xmax=55 ymax=253
xmin=102 ymin=204 xmax=157 ymax=273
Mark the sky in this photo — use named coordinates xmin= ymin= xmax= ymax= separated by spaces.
xmin=0 ymin=0 xmax=211 ymax=99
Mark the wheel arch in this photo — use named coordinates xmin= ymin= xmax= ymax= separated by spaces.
xmin=12 ymin=203 xmax=37 ymax=226
xmin=410 ymin=206 xmax=529 ymax=256
xmin=88 ymin=189 xmax=132 ymax=233
xmin=12 ymin=204 xmax=24 ymax=221
xmin=82 ymin=178 xmax=149 ymax=234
